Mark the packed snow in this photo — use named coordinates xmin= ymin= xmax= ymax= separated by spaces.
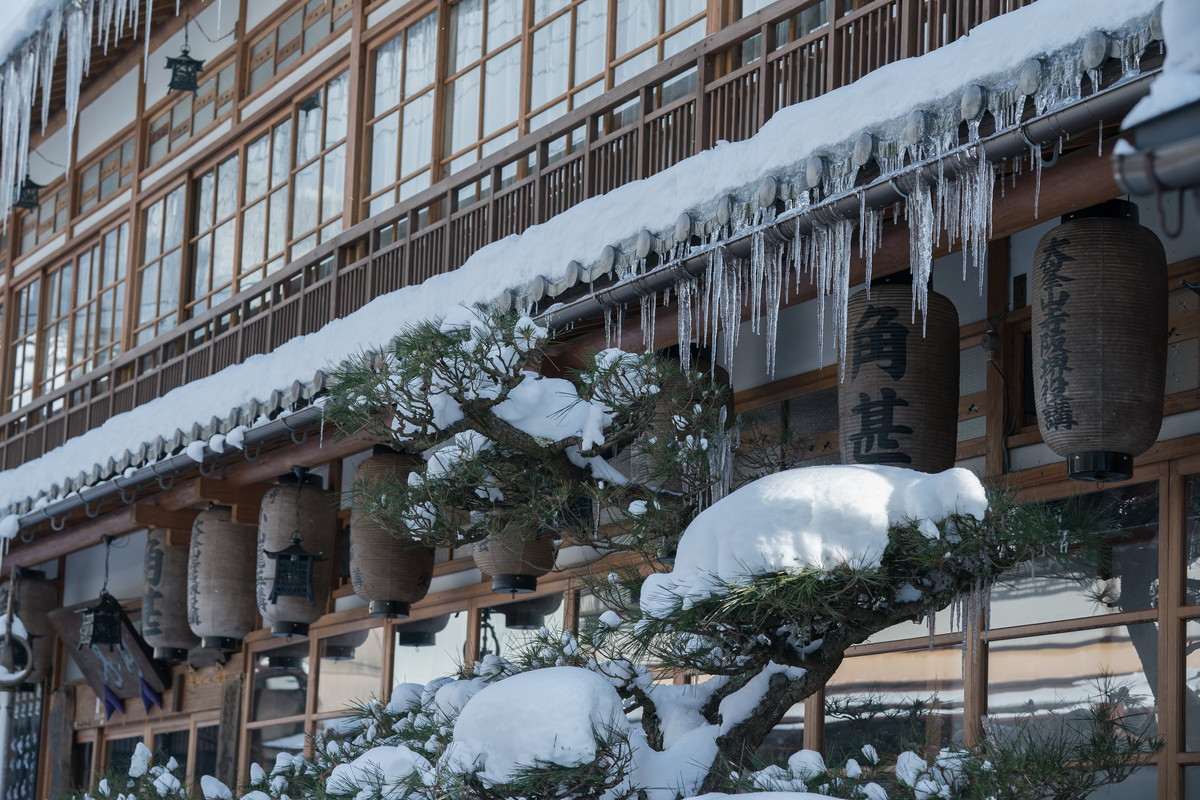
xmin=640 ymin=465 xmax=988 ymax=618
xmin=0 ymin=0 xmax=1161 ymax=520
xmin=1123 ymin=0 xmax=1200 ymax=128
xmin=440 ymin=666 xmax=626 ymax=785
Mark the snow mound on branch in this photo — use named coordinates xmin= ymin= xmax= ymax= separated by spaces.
xmin=327 ymin=745 xmax=434 ymax=799
xmin=641 ymin=465 xmax=987 ymax=618
xmin=684 ymin=793 xmax=840 ymax=800
xmin=440 ymin=666 xmax=627 ymax=785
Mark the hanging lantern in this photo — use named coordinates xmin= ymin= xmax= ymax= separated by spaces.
xmin=258 ymin=468 xmax=336 ymax=638
xmin=142 ymin=531 xmax=200 ymax=662
xmin=188 ymin=505 xmax=258 ymax=650
xmin=395 ymin=614 xmax=450 ymax=647
xmin=13 ymin=175 xmax=42 ymax=210
xmin=1031 ymin=199 xmax=1167 ymax=481
xmin=166 ymin=21 xmax=204 ymax=94
xmin=79 ymin=537 xmax=124 ymax=650
xmin=0 ymin=568 xmax=57 ymax=685
xmin=471 ymin=524 xmax=557 ymax=594
xmin=351 ymin=447 xmax=435 ymax=618
xmin=262 ymin=642 xmax=307 ymax=670
xmin=838 ymin=281 xmax=960 ymax=474
xmin=495 ymin=593 xmax=563 ymax=630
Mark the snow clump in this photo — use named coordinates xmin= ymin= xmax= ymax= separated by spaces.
xmin=641 ymin=465 xmax=988 ymax=618
xmin=440 ymin=666 xmax=627 ymax=785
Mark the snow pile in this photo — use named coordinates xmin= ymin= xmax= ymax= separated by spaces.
xmin=327 ymin=746 xmax=434 ymax=800
xmin=1123 ymin=0 xmax=1200 ymax=128
xmin=440 ymin=666 xmax=627 ymax=785
xmin=641 ymin=465 xmax=988 ymax=618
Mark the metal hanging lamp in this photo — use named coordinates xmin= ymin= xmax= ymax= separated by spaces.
xmin=167 ymin=19 xmax=205 ymax=94
xmin=13 ymin=175 xmax=42 ymax=210
xmin=79 ymin=537 xmax=124 ymax=650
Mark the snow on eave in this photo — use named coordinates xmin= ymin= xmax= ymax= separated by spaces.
xmin=0 ymin=0 xmax=1163 ymax=517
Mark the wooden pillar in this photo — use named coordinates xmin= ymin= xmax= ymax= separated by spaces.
xmin=43 ymin=685 xmax=75 ymax=800
xmin=216 ymin=676 xmax=243 ymax=786
xmin=984 ymin=236 xmax=1010 ymax=478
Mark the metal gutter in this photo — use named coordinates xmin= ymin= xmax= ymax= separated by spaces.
xmin=539 ymin=71 xmax=1158 ymax=329
xmin=1114 ymin=133 xmax=1200 ymax=195
xmin=8 ymin=71 xmax=1157 ymax=541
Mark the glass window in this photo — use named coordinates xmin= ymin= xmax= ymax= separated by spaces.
xmin=105 ymin=735 xmax=141 ymax=776
xmin=289 ymin=72 xmax=350 ymax=256
xmin=392 ymin=613 xmax=470 ymax=687
xmin=1186 ymin=619 xmax=1200 ymax=750
xmin=7 ymin=279 xmax=40 ymax=412
xmin=482 ymin=593 xmax=565 ymax=658
xmin=18 ymin=184 xmax=68 ymax=255
xmin=247 ymin=722 xmax=305 ymax=773
xmin=135 ymin=186 xmax=186 ymax=345
xmin=316 ymin=628 xmax=385 ymax=713
xmin=247 ymin=3 xmax=351 ymax=94
xmin=252 ymin=643 xmax=310 ymax=722
xmin=148 ymin=62 xmax=236 ymax=167
xmin=989 ymin=481 xmax=1159 ymax=629
xmin=190 ymin=155 xmax=240 ymax=316
xmin=152 ymin=729 xmax=189 ymax=767
xmin=194 ymin=724 xmax=219 ymax=778
xmin=987 ymin=623 xmax=1159 ymax=742
xmin=824 ymin=646 xmax=964 ymax=765
xmin=80 ymin=136 xmax=135 ymax=212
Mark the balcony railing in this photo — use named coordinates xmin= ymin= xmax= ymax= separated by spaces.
xmin=0 ymin=0 xmax=1036 ymax=473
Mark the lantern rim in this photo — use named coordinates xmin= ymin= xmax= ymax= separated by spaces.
xmin=1066 ymin=451 xmax=1134 ymax=483
xmin=489 ymin=574 xmax=538 ymax=594
xmin=152 ymin=646 xmax=190 ymax=662
xmin=368 ymin=600 xmax=411 ymax=618
xmin=271 ymin=621 xmax=309 ymax=638
xmin=200 ymin=636 xmax=241 ymax=651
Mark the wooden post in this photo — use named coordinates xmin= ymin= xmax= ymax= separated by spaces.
xmin=984 ymin=236 xmax=1010 ymax=478
xmin=43 ymin=685 xmax=75 ymax=800
xmin=215 ymin=676 xmax=243 ymax=787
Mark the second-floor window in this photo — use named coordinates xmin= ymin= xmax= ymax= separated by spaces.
xmin=135 ymin=186 xmax=186 ymax=345
xmin=7 ymin=279 xmax=40 ymax=412
xmin=38 ymin=223 xmax=129 ymax=394
xmin=18 ymin=183 xmax=69 ymax=256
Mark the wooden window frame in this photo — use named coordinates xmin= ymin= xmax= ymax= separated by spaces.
xmin=244 ymin=0 xmax=354 ymax=98
xmin=145 ymin=55 xmax=239 ymax=170
xmin=78 ymin=131 xmax=137 ymax=215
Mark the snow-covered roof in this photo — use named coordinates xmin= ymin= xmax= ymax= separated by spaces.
xmin=0 ymin=0 xmax=1166 ymax=522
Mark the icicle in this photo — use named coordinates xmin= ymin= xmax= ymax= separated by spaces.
xmin=1098 ymin=119 xmax=1104 ymax=157
xmin=640 ymin=289 xmax=658 ymax=353
xmin=144 ymin=0 xmax=155 ymax=79
xmin=749 ymin=231 xmax=765 ymax=336
xmin=64 ymin=0 xmax=97 ymax=181
xmin=676 ymin=278 xmax=696 ymax=370
xmin=603 ymin=305 xmax=615 ymax=349
xmin=39 ymin=6 xmax=64 ymax=130
xmin=763 ymin=239 xmax=784 ymax=379
xmin=906 ymin=175 xmax=934 ymax=331
xmin=1032 ymin=142 xmax=1043 ymax=219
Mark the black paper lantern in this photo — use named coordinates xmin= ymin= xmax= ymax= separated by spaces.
xmin=166 ymin=39 xmax=205 ymax=94
xmin=13 ymin=175 xmax=42 ymax=210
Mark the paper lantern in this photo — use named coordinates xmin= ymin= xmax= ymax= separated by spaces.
xmin=143 ymin=531 xmax=200 ymax=661
xmin=258 ymin=468 xmax=336 ymax=637
xmin=472 ymin=524 xmax=556 ymax=594
xmin=838 ymin=283 xmax=960 ymax=473
xmin=350 ymin=448 xmax=435 ymax=618
xmin=188 ymin=505 xmax=258 ymax=650
xmin=1031 ymin=200 xmax=1167 ymax=481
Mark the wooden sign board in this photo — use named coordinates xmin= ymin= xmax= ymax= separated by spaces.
xmin=48 ymin=600 xmax=170 ymax=700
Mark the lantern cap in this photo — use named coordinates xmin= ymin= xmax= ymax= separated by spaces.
xmin=500 ymin=610 xmax=545 ymax=630
xmin=489 ymin=574 xmax=537 ymax=594
xmin=265 ymin=654 xmax=304 ymax=670
xmin=278 ymin=466 xmax=323 ymax=487
xmin=200 ymin=636 xmax=241 ymax=651
xmin=369 ymin=600 xmax=411 ymax=618
xmin=1062 ymin=199 xmax=1138 ymax=224
xmin=271 ymin=621 xmax=309 ymax=638
xmin=323 ymin=644 xmax=357 ymax=661
xmin=1066 ymin=451 xmax=1134 ymax=483
xmin=152 ymin=646 xmax=190 ymax=662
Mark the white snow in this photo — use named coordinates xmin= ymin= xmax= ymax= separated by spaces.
xmin=128 ymin=741 xmax=153 ymax=778
xmin=1123 ymin=0 xmax=1200 ymax=128
xmin=440 ymin=666 xmax=627 ymax=785
xmin=198 ymin=776 xmax=232 ymax=800
xmin=640 ymin=465 xmax=987 ymax=618
xmin=327 ymin=746 xmax=434 ymax=800
xmin=0 ymin=0 xmax=1159 ymax=515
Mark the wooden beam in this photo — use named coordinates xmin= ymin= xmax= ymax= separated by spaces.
xmin=132 ymin=505 xmax=201 ymax=531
